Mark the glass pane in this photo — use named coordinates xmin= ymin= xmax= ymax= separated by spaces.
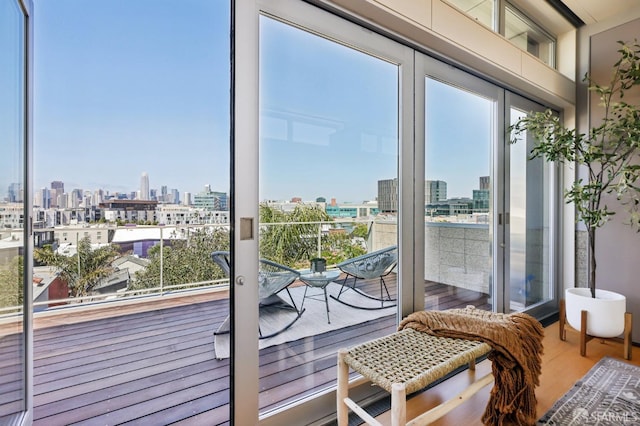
xmin=259 ymin=16 xmax=398 ymax=414
xmin=446 ymin=0 xmax=494 ymax=29
xmin=0 ymin=0 xmax=26 ymax=422
xmin=424 ymin=78 xmax=493 ymax=311
xmin=505 ymin=5 xmax=555 ymax=67
xmin=509 ymin=107 xmax=551 ymax=310
xmin=34 ymin=1 xmax=231 ymax=423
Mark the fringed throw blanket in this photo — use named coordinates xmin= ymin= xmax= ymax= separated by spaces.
xmin=398 ymin=307 xmax=544 ymax=426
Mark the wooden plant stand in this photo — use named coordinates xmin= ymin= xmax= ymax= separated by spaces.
xmin=559 ymin=299 xmax=633 ymax=360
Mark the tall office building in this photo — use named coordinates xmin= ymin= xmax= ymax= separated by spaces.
xmin=479 ymin=176 xmax=490 ymax=190
xmin=35 ymin=187 xmax=50 ymax=208
xmin=377 ymin=178 xmax=398 ymax=213
xmin=8 ymin=182 xmax=23 ymax=202
xmin=51 ymin=180 xmax=64 ymax=208
xmin=140 ymin=172 xmax=150 ymax=200
xmin=426 ymin=180 xmax=447 ymax=203
xmin=171 ymin=188 xmax=180 ymax=204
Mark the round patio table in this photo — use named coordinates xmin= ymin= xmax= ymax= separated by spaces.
xmin=299 ymin=270 xmax=340 ymax=324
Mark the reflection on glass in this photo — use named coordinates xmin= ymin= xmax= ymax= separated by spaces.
xmin=505 ymin=5 xmax=555 ymax=67
xmin=259 ymin=16 xmax=398 ymax=414
xmin=509 ymin=108 xmax=551 ymax=310
xmin=446 ymin=0 xmax=494 ymax=29
xmin=0 ymin=0 xmax=26 ymax=422
xmin=424 ymin=78 xmax=493 ymax=312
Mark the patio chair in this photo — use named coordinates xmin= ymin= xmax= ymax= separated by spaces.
xmin=331 ymin=245 xmax=398 ymax=310
xmin=211 ymin=251 xmax=304 ymax=339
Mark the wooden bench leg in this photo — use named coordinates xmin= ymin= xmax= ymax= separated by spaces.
xmin=337 ymin=349 xmax=349 ymax=426
xmin=391 ymin=383 xmax=406 ymax=426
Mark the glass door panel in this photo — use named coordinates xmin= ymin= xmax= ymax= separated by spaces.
xmin=423 ymin=74 xmax=496 ymax=312
xmin=32 ymin=1 xmax=231 ymax=423
xmin=507 ymin=95 xmax=554 ymax=312
xmin=0 ymin=0 xmax=28 ymax=423
xmin=259 ymin=13 xmax=399 ymax=415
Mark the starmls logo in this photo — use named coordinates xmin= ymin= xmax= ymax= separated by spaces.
xmin=572 ymin=407 xmax=639 ymax=424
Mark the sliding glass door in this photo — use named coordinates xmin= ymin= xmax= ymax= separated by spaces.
xmin=417 ymin=58 xmax=500 ymax=312
xmin=417 ymin=57 xmax=558 ymax=316
xmin=0 ymin=0 xmax=32 ymax=424
xmin=506 ymin=92 xmax=556 ymax=316
xmin=256 ymin=3 xmax=412 ymax=418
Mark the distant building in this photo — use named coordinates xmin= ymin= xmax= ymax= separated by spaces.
xmin=479 ymin=176 xmax=490 ymax=190
xmin=194 ymin=186 xmax=228 ymax=211
xmin=140 ymin=172 xmax=150 ymax=200
xmin=426 ymin=180 xmax=447 ymax=203
xmin=8 ymin=182 xmax=23 ymax=203
xmin=99 ymin=199 xmax=158 ymax=223
xmin=473 ymin=189 xmax=490 ymax=212
xmin=50 ymin=180 xmax=64 ymax=208
xmin=170 ymin=189 xmax=180 ymax=204
xmin=426 ymin=198 xmax=474 ymax=216
xmin=325 ymin=202 xmax=379 ymax=218
xmin=378 ymin=178 xmax=398 ymax=213
xmin=0 ymin=203 xmax=24 ymax=229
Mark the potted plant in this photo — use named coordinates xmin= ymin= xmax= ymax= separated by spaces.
xmin=510 ymin=40 xmax=640 ymax=338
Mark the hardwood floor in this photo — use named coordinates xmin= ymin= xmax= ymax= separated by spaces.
xmin=4 ymin=277 xmax=636 ymax=425
xmin=371 ymin=321 xmax=640 ymax=425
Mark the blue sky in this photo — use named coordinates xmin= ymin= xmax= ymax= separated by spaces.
xmin=0 ymin=0 xmax=25 ymax=199
xmin=5 ymin=1 xmax=489 ymax=204
xmin=33 ymin=0 xmax=230 ymax=197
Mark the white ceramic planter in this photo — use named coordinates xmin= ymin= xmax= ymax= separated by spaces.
xmin=565 ymin=287 xmax=626 ymax=338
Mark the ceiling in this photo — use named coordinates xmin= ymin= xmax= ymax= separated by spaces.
xmin=561 ymin=0 xmax=640 ymax=25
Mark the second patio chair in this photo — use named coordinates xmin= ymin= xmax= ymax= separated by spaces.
xmin=211 ymin=251 xmax=305 ymax=339
xmin=331 ymin=245 xmax=398 ymax=310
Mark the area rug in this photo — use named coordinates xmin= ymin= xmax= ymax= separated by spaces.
xmin=213 ymin=282 xmax=395 ymax=359
xmin=538 ymin=356 xmax=640 ymax=425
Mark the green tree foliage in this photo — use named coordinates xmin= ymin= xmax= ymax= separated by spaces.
xmin=132 ymin=227 xmax=229 ymax=290
xmin=351 ymin=223 xmax=369 ymax=240
xmin=259 ymin=203 xmax=332 ymax=267
xmin=321 ymin=231 xmax=366 ymax=266
xmin=34 ymin=237 xmax=121 ymax=298
xmin=0 ymin=256 xmax=23 ymax=309
xmin=259 ymin=203 xmax=366 ymax=268
xmin=511 ymin=40 xmax=640 ymax=297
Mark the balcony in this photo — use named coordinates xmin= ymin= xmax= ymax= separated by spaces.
xmin=0 ymin=274 xmax=488 ymax=424
xmin=0 ymin=218 xmax=494 ymax=424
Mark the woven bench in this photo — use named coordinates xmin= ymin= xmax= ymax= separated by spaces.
xmin=337 ymin=328 xmax=493 ymax=426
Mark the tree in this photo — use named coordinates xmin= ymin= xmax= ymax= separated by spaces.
xmin=132 ymin=227 xmax=229 ymax=291
xmin=259 ymin=203 xmax=332 ymax=267
xmin=511 ymin=40 xmax=640 ymax=298
xmin=321 ymin=231 xmax=366 ymax=266
xmin=351 ymin=223 xmax=369 ymax=240
xmin=0 ymin=256 xmax=23 ymax=309
xmin=259 ymin=203 xmax=367 ymax=268
xmin=34 ymin=237 xmax=121 ymax=298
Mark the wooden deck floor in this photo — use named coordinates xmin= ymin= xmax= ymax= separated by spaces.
xmin=1 ymin=276 xmax=491 ymax=425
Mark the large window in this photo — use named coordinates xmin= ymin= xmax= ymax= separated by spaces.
xmin=447 ymin=0 xmax=556 ymax=67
